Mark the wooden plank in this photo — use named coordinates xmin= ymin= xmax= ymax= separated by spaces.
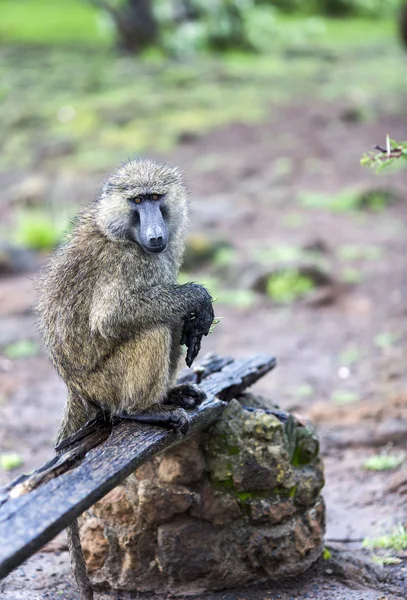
xmin=0 ymin=354 xmax=276 ymax=579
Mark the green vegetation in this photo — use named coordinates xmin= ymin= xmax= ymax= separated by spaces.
xmin=4 ymin=340 xmax=39 ymax=359
xmin=341 ymin=267 xmax=362 ymax=284
xmin=0 ymin=8 xmax=403 ymax=173
xmin=294 ymin=384 xmax=315 ymax=397
xmin=363 ymin=453 xmax=405 ymax=472
xmin=13 ymin=210 xmax=69 ymax=251
xmin=364 ymin=526 xmax=407 ymax=551
xmin=361 ymin=137 xmax=407 ymax=172
xmin=178 ymin=273 xmax=256 ymax=308
xmin=372 ymin=555 xmax=402 ymax=565
xmin=338 ymin=245 xmax=383 ymax=261
xmin=266 ymin=269 xmax=315 ymax=303
xmin=331 ymin=390 xmax=359 ymax=405
xmin=374 ymin=331 xmax=398 ymax=349
xmin=0 ymin=0 xmax=108 ymax=46
xmin=339 ymin=346 xmax=361 ymax=365
xmin=322 ymin=547 xmax=332 ymax=560
xmin=299 ymin=187 xmax=395 ymax=213
xmin=0 ymin=452 xmax=23 ymax=471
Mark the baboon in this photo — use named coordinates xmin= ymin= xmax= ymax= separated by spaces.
xmin=37 ymin=158 xmax=214 ymax=600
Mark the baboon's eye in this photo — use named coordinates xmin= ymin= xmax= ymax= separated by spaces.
xmin=133 ymin=197 xmax=142 ymax=204
xmin=152 ymin=194 xmax=159 ymax=201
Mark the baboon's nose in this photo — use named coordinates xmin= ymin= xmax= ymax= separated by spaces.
xmin=149 ymin=233 xmax=164 ymax=246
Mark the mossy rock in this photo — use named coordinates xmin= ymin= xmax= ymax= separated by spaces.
xmin=80 ymin=395 xmax=325 ymax=595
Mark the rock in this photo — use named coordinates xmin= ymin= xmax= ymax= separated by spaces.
xmin=80 ymin=394 xmax=325 ymax=594
xmin=79 ymin=518 xmax=109 ymax=573
xmin=190 ymin=486 xmax=241 ymax=525
xmin=92 ymin=487 xmax=135 ymax=526
xmin=294 ymin=462 xmax=325 ymax=507
xmin=158 ymin=437 xmax=205 ymax=484
xmin=137 ymin=480 xmax=194 ymax=524
xmin=249 ymin=498 xmax=296 ymax=525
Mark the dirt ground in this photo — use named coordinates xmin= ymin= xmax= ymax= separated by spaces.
xmin=1 ymin=89 xmax=407 ymax=598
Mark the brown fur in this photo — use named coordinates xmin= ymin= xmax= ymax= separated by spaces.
xmin=37 ymin=158 xmax=213 ymax=600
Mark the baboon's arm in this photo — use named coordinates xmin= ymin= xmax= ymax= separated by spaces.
xmin=89 ymin=281 xmax=213 ymax=341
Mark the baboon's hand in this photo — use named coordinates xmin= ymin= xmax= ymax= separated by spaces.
xmin=181 ymin=285 xmax=214 ymax=367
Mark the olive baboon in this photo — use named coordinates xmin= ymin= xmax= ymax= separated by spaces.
xmin=37 ymin=158 xmax=214 ymax=600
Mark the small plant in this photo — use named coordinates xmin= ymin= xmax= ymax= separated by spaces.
xmin=338 ymin=245 xmax=383 ymax=261
xmin=295 ymin=384 xmax=315 ymax=397
xmin=339 ymin=346 xmax=360 ymax=365
xmin=178 ymin=273 xmax=255 ymax=308
xmin=361 ymin=136 xmax=407 ymax=172
xmin=3 ymin=340 xmax=39 ymax=359
xmin=0 ymin=453 xmax=23 ymax=471
xmin=13 ymin=210 xmax=69 ymax=251
xmin=363 ymin=452 xmax=404 ymax=472
xmin=372 ymin=555 xmax=402 ymax=565
xmin=342 ymin=267 xmax=362 ymax=284
xmin=363 ymin=526 xmax=407 ymax=551
xmin=266 ymin=269 xmax=315 ymax=304
xmin=331 ymin=390 xmax=359 ymax=405
xmin=374 ymin=332 xmax=397 ymax=349
xmin=300 ymin=187 xmax=394 ymax=213
xmin=322 ymin=547 xmax=332 ymax=560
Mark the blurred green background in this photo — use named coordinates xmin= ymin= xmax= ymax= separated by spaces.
xmin=1 ymin=4 xmax=407 ymax=585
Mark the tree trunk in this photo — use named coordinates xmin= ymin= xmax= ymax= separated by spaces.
xmin=91 ymin=0 xmax=158 ymax=54
xmin=400 ymin=2 xmax=407 ymax=49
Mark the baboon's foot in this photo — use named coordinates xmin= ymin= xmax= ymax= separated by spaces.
xmin=116 ymin=406 xmax=190 ymax=435
xmin=165 ymin=383 xmax=206 ymax=409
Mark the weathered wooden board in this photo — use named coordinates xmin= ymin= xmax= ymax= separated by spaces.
xmin=0 ymin=354 xmax=276 ymax=579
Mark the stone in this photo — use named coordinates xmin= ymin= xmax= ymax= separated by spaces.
xmin=294 ymin=461 xmax=325 ymax=507
xmin=79 ymin=518 xmax=109 ymax=573
xmin=190 ymin=485 xmax=241 ymax=525
xmin=137 ymin=480 xmax=194 ymax=525
xmin=92 ymin=486 xmax=134 ymax=527
xmin=80 ymin=393 xmax=325 ymax=594
xmin=249 ymin=498 xmax=296 ymax=525
xmin=158 ymin=437 xmax=205 ymax=484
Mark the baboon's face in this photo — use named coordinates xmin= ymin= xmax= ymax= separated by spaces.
xmin=96 ymin=159 xmax=187 ymax=254
xmin=127 ymin=192 xmax=168 ymax=254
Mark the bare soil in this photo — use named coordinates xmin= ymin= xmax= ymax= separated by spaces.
xmin=1 ymin=99 xmax=407 ymax=599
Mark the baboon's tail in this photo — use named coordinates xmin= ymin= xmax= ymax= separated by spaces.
xmin=67 ymin=519 xmax=94 ymax=600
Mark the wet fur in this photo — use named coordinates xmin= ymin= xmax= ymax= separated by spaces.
xmin=37 ymin=159 xmax=213 ymax=600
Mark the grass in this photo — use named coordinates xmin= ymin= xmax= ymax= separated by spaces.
xmin=363 ymin=526 xmax=407 ymax=551
xmin=374 ymin=332 xmax=398 ymax=349
xmin=178 ymin=273 xmax=256 ymax=308
xmin=0 ymin=452 xmax=23 ymax=471
xmin=338 ymin=245 xmax=383 ymax=261
xmin=298 ymin=187 xmax=396 ymax=213
xmin=331 ymin=390 xmax=359 ymax=405
xmin=363 ymin=453 xmax=405 ymax=472
xmin=371 ymin=555 xmax=402 ymax=565
xmin=0 ymin=12 xmax=403 ymax=173
xmin=13 ymin=210 xmax=69 ymax=251
xmin=3 ymin=340 xmax=39 ymax=359
xmin=339 ymin=346 xmax=361 ymax=365
xmin=0 ymin=0 xmax=110 ymax=46
xmin=266 ymin=270 xmax=315 ymax=304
